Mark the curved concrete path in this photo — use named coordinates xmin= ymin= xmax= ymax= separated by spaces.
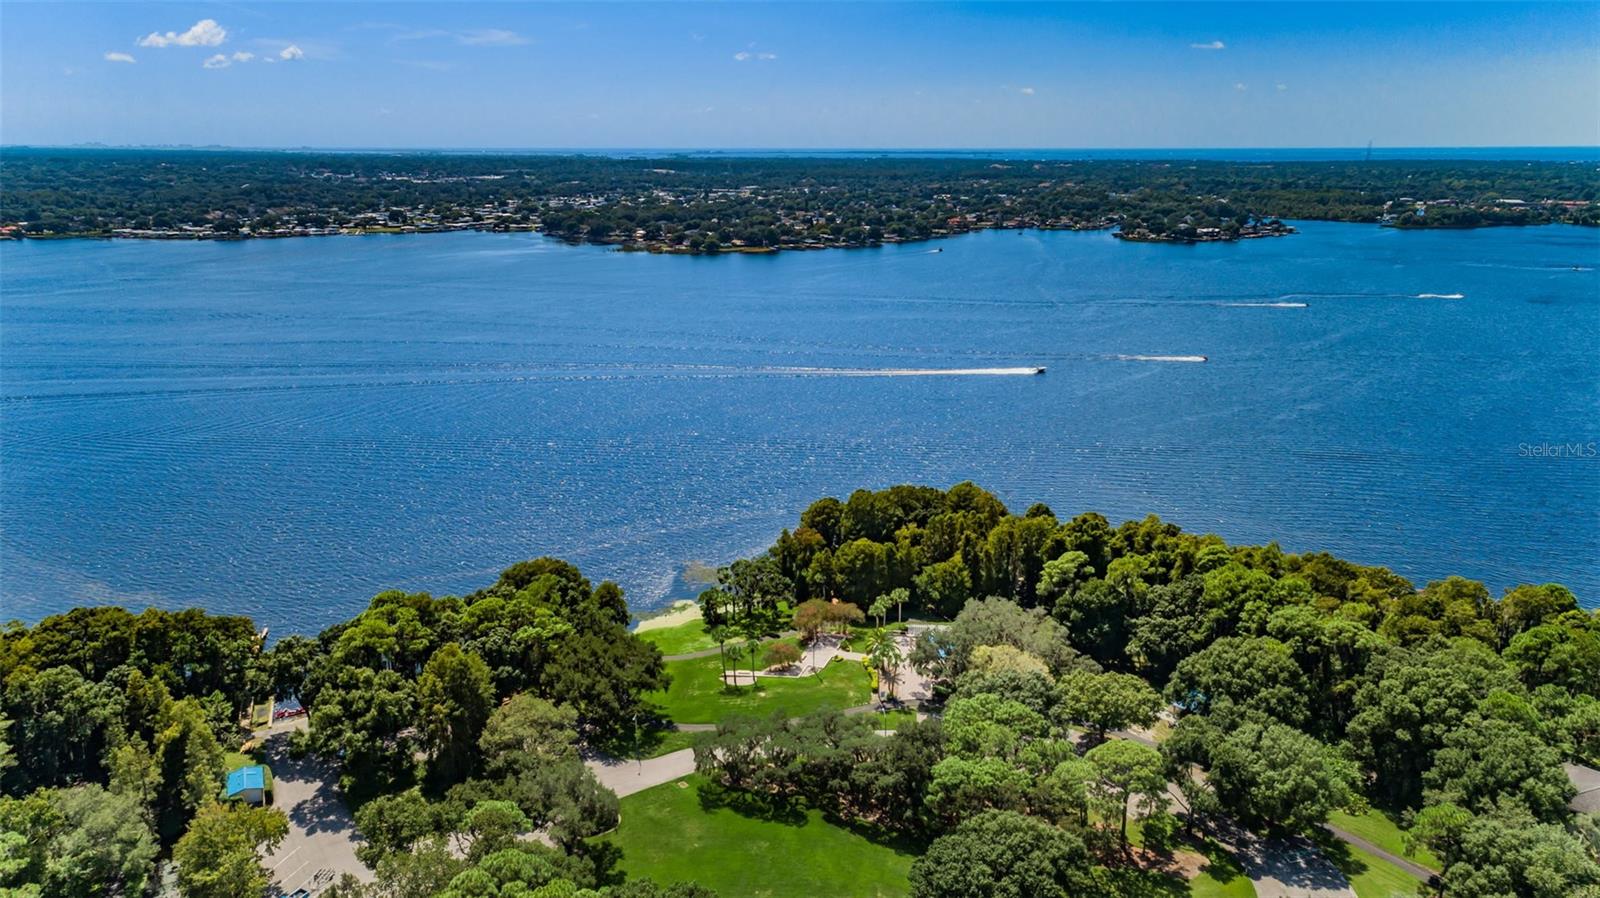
xmin=630 ymin=627 xmax=1374 ymax=898
xmin=1320 ymin=823 xmax=1438 ymax=882
xmin=583 ymin=747 xmax=697 ymax=798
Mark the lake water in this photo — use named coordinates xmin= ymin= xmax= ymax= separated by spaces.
xmin=3 ymin=222 xmax=1597 ymax=634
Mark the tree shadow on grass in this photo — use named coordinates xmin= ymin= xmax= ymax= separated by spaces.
xmin=1190 ymin=836 xmax=1247 ymax=885
xmin=1310 ymin=828 xmax=1370 ymax=881
xmin=1093 ymin=867 xmax=1191 ymax=898
xmin=827 ymin=812 xmax=931 ymax=858
xmin=694 ymin=780 xmax=808 ymax=826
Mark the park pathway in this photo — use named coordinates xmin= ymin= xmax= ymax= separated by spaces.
xmin=1320 ymin=823 xmax=1438 ymax=881
xmin=583 ymin=747 xmax=697 ymax=798
xmin=638 ymin=623 xmax=1385 ymax=898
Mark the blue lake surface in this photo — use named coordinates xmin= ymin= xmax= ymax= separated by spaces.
xmin=3 ymin=222 xmax=1597 ymax=633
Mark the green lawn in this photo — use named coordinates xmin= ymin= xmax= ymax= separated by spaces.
xmin=865 ymin=709 xmax=920 ymax=731
xmin=222 ymin=752 xmax=273 ymax=794
xmin=1326 ymin=809 xmax=1440 ymax=872
xmin=1186 ymin=838 xmax=1255 ymax=898
xmin=651 ymin=649 xmax=872 ymax=724
xmin=635 ymin=618 xmax=718 ymax=656
xmin=1123 ymin=822 xmax=1254 ymax=898
xmin=1092 ymin=856 xmax=1254 ymax=898
xmin=1313 ymin=830 xmax=1425 ymax=898
xmin=594 ymin=727 xmax=704 ymax=760
xmin=596 ymin=774 xmax=918 ymax=898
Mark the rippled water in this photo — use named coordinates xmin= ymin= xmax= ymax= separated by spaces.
xmin=3 ymin=222 xmax=1597 ymax=633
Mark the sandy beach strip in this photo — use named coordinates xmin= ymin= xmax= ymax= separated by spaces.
xmin=633 ymin=599 xmax=702 ymax=632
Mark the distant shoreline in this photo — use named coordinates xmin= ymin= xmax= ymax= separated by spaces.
xmin=6 ymin=150 xmax=1593 ymax=250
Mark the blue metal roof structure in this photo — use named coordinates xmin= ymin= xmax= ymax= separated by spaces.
xmin=225 ymin=764 xmax=266 ymax=797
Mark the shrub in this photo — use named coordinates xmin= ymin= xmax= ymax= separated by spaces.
xmin=764 ymin=642 xmax=803 ymax=670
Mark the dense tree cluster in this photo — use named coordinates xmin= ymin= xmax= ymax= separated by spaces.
xmin=0 ymin=558 xmax=694 ymax=898
xmin=4 ymin=487 xmax=1598 ymax=897
xmin=285 ymin=558 xmax=665 ymax=797
xmin=690 ymin=482 xmax=1600 ymax=898
xmin=3 ymin=149 xmax=1594 ymax=246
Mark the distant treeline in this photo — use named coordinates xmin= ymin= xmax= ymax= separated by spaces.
xmin=2 ymin=149 xmax=1595 ymax=250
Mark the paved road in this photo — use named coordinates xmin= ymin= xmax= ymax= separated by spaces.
xmin=669 ymin=699 xmax=894 ymax=733
xmin=584 ymin=748 xmax=697 ymax=797
xmin=258 ymin=720 xmax=371 ymax=891
xmin=1321 ymin=823 xmax=1438 ymax=881
xmin=1208 ymin=819 xmax=1356 ymax=898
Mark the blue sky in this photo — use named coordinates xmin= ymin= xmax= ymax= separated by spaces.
xmin=2 ymin=2 xmax=1596 ymax=149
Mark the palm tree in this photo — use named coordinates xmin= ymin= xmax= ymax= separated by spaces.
xmin=738 ymin=620 xmax=764 ymax=689
xmin=709 ymin=624 xmax=730 ymax=682
xmin=869 ymin=594 xmax=891 ymax=630
xmin=866 ymin=628 xmax=905 ymax=701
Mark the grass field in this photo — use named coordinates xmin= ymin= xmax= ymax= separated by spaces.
xmin=1313 ymin=830 xmax=1424 ymax=898
xmin=595 ymin=727 xmax=704 ymax=760
xmin=1185 ymin=839 xmax=1255 ymax=898
xmin=865 ymin=709 xmax=920 ymax=731
xmin=1123 ymin=821 xmax=1255 ymax=898
xmin=651 ymin=649 xmax=873 ymax=724
xmin=635 ymin=617 xmax=718 ymax=656
xmin=597 ymin=774 xmax=918 ymax=898
xmin=1326 ymin=809 xmax=1440 ymax=872
xmin=223 ymin=751 xmax=274 ymax=793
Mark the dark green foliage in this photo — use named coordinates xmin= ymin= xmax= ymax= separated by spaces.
xmin=0 ymin=784 xmax=158 ymax=898
xmin=693 ymin=710 xmax=945 ymax=834
xmin=1422 ymin=716 xmax=1574 ymax=821
xmin=1165 ymin=636 xmax=1311 ymax=726
xmin=909 ymin=810 xmax=1092 ymax=898
xmin=296 ymin=557 xmax=666 ymax=796
xmin=1345 ymin=638 xmax=1516 ymax=807
xmin=417 ymin=644 xmax=495 ymax=787
xmin=1169 ymin=716 xmax=1358 ymax=834
xmin=1412 ymin=804 xmax=1600 ymax=898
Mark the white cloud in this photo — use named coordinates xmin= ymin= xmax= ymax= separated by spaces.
xmin=733 ymin=50 xmax=777 ymax=62
xmin=1234 ymin=82 xmax=1248 ymax=91
xmin=279 ymin=44 xmax=305 ymax=60
xmin=139 ymin=19 xmax=227 ymax=49
xmin=232 ymin=51 xmax=254 ymax=63
xmin=203 ymin=54 xmax=231 ymax=69
xmin=458 ymin=29 xmax=527 ymax=46
xmin=104 ymin=52 xmax=136 ymax=64
xmin=1276 ymin=83 xmax=1288 ymax=92
xmin=1190 ymin=40 xmax=1226 ymax=51
xmin=1019 ymin=86 xmax=1035 ymax=96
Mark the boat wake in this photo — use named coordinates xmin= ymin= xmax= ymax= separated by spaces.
xmin=1219 ymin=301 xmax=1309 ymax=308
xmin=772 ymin=366 xmax=1043 ymax=377
xmin=1416 ymin=293 xmax=1465 ymax=300
xmin=1114 ymin=355 xmax=1208 ymax=363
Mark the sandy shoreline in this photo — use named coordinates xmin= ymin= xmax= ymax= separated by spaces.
xmin=633 ymin=599 xmax=701 ymax=632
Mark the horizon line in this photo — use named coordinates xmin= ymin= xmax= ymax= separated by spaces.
xmin=5 ymin=143 xmax=1599 ymax=153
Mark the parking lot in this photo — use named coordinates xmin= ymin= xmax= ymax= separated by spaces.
xmin=258 ymin=719 xmax=371 ymax=894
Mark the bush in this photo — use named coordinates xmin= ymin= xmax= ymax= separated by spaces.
xmin=764 ymin=642 xmax=803 ymax=670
